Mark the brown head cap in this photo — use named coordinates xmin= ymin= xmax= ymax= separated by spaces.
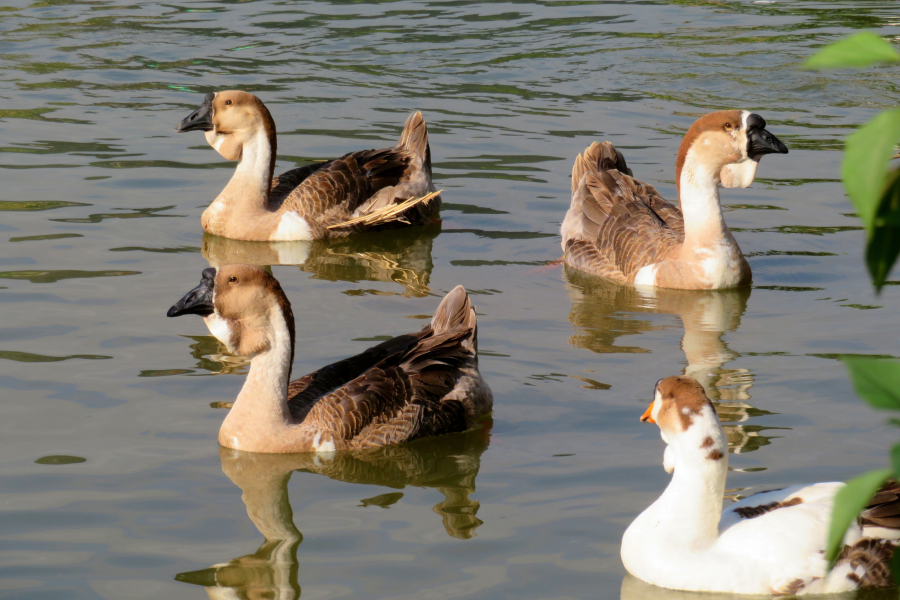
xmin=213 ymin=265 xmax=295 ymax=370
xmin=674 ymin=110 xmax=746 ymax=196
xmin=649 ymin=375 xmax=715 ymax=433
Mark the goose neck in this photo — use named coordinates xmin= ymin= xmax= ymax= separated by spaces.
xmin=677 ymin=162 xmax=731 ymax=253
xmin=220 ymin=310 xmax=295 ymax=447
xmin=219 ymin=127 xmax=276 ymax=213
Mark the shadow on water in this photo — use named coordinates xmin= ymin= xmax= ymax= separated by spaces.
xmin=174 ymin=427 xmax=490 ymax=599
xmin=202 ymin=223 xmax=440 ymax=298
xmin=563 ymin=268 xmax=785 ymax=456
xmin=620 ymin=574 xmax=897 ymax=600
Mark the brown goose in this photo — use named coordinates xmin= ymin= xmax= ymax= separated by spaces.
xmin=561 ymin=111 xmax=788 ymax=290
xmin=176 ymin=91 xmax=441 ymax=241
xmin=167 ymin=265 xmax=492 ymax=453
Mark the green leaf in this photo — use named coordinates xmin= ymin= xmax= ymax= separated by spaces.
xmin=891 ymin=443 xmax=900 ymax=479
xmin=842 ymin=356 xmax=900 ymax=410
xmin=866 ymin=169 xmax=900 ymax=290
xmin=826 ymin=468 xmax=892 ymax=565
xmin=841 ymin=110 xmax=900 ymax=233
xmin=805 ymin=32 xmax=900 ymax=70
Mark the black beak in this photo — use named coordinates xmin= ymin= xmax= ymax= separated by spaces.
xmin=176 ymin=94 xmax=214 ymax=133
xmin=748 ymin=127 xmax=788 ymax=156
xmin=167 ymin=268 xmax=216 ymax=317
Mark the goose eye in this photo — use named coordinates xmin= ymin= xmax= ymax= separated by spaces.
xmin=724 ymin=122 xmax=733 ymax=131
xmin=224 ymin=99 xmax=232 ymax=106
xmin=228 ymin=276 xmax=238 ymax=283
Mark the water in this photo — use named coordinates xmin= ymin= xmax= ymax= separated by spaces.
xmin=1 ymin=1 xmax=899 ymax=598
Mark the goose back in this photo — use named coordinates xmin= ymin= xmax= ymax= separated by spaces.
xmin=286 ymin=286 xmax=490 ymax=449
xmin=563 ymin=142 xmax=684 ymax=282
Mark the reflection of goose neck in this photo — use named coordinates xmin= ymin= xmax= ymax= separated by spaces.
xmin=219 ymin=448 xmax=301 ymax=543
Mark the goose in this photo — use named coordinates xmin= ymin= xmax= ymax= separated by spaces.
xmin=176 ymin=91 xmax=441 ymax=241
xmin=561 ymin=111 xmax=788 ymax=290
xmin=622 ymin=375 xmax=900 ymax=595
xmin=166 ymin=264 xmax=492 ymax=453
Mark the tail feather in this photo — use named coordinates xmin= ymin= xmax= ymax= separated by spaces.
xmin=398 ymin=111 xmax=430 ymax=162
xmin=571 ymin=141 xmax=632 ymax=193
xmin=431 ymin=285 xmax=475 ymax=335
xmin=327 ymin=190 xmax=441 ymax=232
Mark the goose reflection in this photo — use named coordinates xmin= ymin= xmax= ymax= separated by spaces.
xmin=174 ymin=427 xmax=489 ymax=599
xmin=564 ymin=268 xmax=783 ymax=455
xmin=201 ymin=222 xmax=439 ymax=298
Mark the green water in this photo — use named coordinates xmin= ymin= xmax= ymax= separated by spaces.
xmin=1 ymin=1 xmax=899 ymax=598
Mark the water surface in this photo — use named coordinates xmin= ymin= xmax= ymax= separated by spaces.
xmin=1 ymin=1 xmax=899 ymax=598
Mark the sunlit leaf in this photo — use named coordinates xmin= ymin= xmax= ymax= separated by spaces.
xmin=826 ymin=468 xmax=892 ymax=565
xmin=805 ymin=32 xmax=900 ymax=70
xmin=841 ymin=110 xmax=900 ymax=232
xmin=866 ymin=169 xmax=900 ymax=290
xmin=842 ymin=357 xmax=900 ymax=411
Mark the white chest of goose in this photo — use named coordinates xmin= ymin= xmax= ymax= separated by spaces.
xmin=622 ymin=376 xmax=900 ymax=595
xmin=561 ymin=111 xmax=788 ymax=290
xmin=167 ymin=265 xmax=492 ymax=453
xmin=176 ymin=91 xmax=441 ymax=241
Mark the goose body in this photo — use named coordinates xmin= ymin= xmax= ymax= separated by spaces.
xmin=562 ymin=111 xmax=788 ymax=290
xmin=167 ymin=265 xmax=492 ymax=453
xmin=622 ymin=376 xmax=900 ymax=595
xmin=176 ymin=91 xmax=441 ymax=241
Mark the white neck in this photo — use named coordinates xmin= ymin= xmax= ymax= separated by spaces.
xmin=678 ymin=159 xmax=731 ymax=253
xmin=220 ymin=309 xmax=294 ymax=444
xmin=218 ymin=128 xmax=272 ymax=210
xmin=622 ymin=410 xmax=729 ymax=583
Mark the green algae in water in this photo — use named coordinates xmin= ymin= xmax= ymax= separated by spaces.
xmin=0 ymin=270 xmax=140 ymax=283
xmin=35 ymin=455 xmax=86 ymax=465
xmin=0 ymin=200 xmax=89 ymax=212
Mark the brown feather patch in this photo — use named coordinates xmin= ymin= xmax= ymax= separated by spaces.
xmin=733 ymin=496 xmax=803 ymax=519
xmin=655 ymin=376 xmax=712 ymax=432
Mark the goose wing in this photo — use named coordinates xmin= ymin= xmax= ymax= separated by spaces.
xmin=287 ymin=287 xmax=488 ymax=448
xmin=718 ymin=481 xmax=900 ymax=593
xmin=562 ymin=142 xmax=683 ymax=282
xmin=273 ymin=148 xmax=413 ymax=226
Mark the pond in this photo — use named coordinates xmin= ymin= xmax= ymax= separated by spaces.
xmin=1 ymin=1 xmax=899 ymax=598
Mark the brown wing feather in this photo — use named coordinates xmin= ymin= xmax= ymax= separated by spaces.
xmin=563 ymin=142 xmax=684 ymax=283
xmin=272 ymin=148 xmax=410 ymax=225
xmin=268 ymin=162 xmax=329 ymax=211
xmin=286 ymin=287 xmax=489 ymax=449
xmin=861 ymin=479 xmax=900 ymax=530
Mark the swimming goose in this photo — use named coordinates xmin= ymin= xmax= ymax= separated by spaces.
xmin=622 ymin=376 xmax=900 ymax=595
xmin=167 ymin=264 xmax=492 ymax=453
xmin=176 ymin=91 xmax=441 ymax=241
xmin=561 ymin=111 xmax=788 ymax=290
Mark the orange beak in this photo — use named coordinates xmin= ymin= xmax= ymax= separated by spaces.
xmin=640 ymin=402 xmax=655 ymax=424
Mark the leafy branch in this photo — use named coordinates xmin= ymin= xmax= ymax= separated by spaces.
xmin=806 ymin=32 xmax=900 ymax=291
xmin=805 ymin=32 xmax=900 ymax=573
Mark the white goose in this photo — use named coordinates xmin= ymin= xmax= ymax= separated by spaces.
xmin=622 ymin=376 xmax=900 ymax=595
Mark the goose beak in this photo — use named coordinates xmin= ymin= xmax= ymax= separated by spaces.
xmin=640 ymin=403 xmax=656 ymax=424
xmin=176 ymin=94 xmax=214 ymax=133
xmin=167 ymin=268 xmax=216 ymax=317
xmin=748 ymin=127 xmax=788 ymax=157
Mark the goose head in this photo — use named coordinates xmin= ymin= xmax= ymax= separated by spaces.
xmin=675 ymin=111 xmax=788 ymax=195
xmin=167 ymin=265 xmax=295 ymax=360
xmin=641 ymin=376 xmax=728 ymax=471
xmin=176 ymin=91 xmax=277 ymax=163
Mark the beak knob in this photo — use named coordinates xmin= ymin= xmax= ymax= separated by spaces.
xmin=176 ymin=94 xmax=215 ymax=133
xmin=168 ymin=268 xmax=216 ymax=317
